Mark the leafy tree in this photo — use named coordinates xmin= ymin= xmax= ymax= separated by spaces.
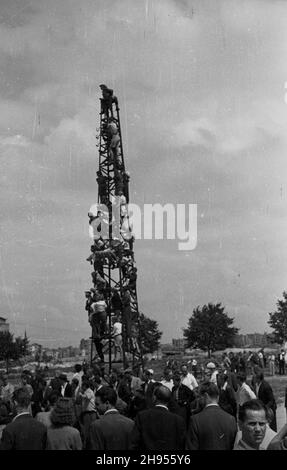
xmin=268 ymin=291 xmax=287 ymax=345
xmin=0 ymin=332 xmax=21 ymax=373
xmin=15 ymin=335 xmax=29 ymax=358
xmin=42 ymin=351 xmax=53 ymax=363
xmin=139 ymin=313 xmax=162 ymax=353
xmin=35 ymin=351 xmax=41 ymax=363
xmin=183 ymin=303 xmax=239 ymax=357
xmin=22 ymin=330 xmax=29 ymax=356
xmin=0 ymin=331 xmax=29 ymax=373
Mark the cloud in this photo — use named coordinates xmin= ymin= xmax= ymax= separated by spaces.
xmin=0 ymin=0 xmax=287 ymax=344
xmin=172 ymin=117 xmax=216 ymax=149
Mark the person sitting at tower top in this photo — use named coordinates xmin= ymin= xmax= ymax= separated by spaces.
xmin=100 ymin=84 xmax=118 ymax=116
xmin=100 ymin=84 xmax=117 ymax=102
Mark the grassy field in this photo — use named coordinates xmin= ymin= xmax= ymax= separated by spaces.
xmin=265 ymin=375 xmax=287 ymax=404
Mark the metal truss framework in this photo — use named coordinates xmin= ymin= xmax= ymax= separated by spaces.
xmin=85 ymin=85 xmax=143 ymax=371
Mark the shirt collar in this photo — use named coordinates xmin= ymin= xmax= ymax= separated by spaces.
xmin=104 ymin=408 xmax=119 ymax=415
xmin=155 ymin=404 xmax=169 ymax=411
xmin=237 ymin=439 xmax=262 ymax=450
xmin=13 ymin=411 xmax=31 ymax=422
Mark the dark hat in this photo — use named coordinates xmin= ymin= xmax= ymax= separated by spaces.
xmin=50 ymin=398 xmax=75 ymax=426
xmin=58 ymin=373 xmax=68 ymax=382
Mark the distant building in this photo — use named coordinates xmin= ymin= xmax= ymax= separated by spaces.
xmin=0 ymin=317 xmax=9 ymax=333
xmin=41 ymin=348 xmax=59 ymax=361
xmin=58 ymin=346 xmax=80 ymax=359
xmin=172 ymin=338 xmax=188 ymax=350
xmin=79 ymin=338 xmax=92 ymax=358
xmin=234 ymin=332 xmax=275 ymax=349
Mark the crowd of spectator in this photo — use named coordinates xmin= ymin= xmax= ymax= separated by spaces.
xmin=0 ymin=351 xmax=286 ymax=451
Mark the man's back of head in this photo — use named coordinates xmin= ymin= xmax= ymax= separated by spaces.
xmin=1 ymin=388 xmax=47 ymax=450
xmin=74 ymin=364 xmax=82 ymax=373
xmin=131 ymin=384 xmax=186 ymax=451
xmin=48 ymin=392 xmax=59 ymax=409
xmin=237 ymin=372 xmax=247 ymax=384
xmin=95 ymin=385 xmax=117 ymax=409
xmin=13 ymin=387 xmax=31 ymax=411
xmin=153 ymin=385 xmax=171 ymax=406
xmin=199 ymin=381 xmax=219 ymax=405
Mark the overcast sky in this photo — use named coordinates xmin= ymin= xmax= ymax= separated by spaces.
xmin=0 ymin=0 xmax=287 ymax=347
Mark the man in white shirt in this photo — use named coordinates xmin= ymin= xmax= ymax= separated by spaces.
xmin=258 ymin=351 xmax=264 ymax=369
xmin=206 ymin=362 xmax=218 ymax=386
xmin=160 ymin=368 xmax=174 ymax=391
xmin=235 ymin=405 xmax=276 ymax=450
xmin=111 ymin=317 xmax=122 ymax=361
xmin=236 ymin=372 xmax=256 ymax=407
xmin=234 ymin=400 xmax=268 ymax=450
xmin=79 ymin=380 xmax=98 ymax=447
xmin=72 ymin=364 xmax=84 ymax=388
xmin=180 ymin=364 xmax=198 ymax=391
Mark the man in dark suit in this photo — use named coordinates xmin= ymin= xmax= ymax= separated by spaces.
xmin=186 ymin=381 xmax=237 ymax=450
xmin=140 ymin=369 xmax=156 ymax=408
xmin=253 ymin=368 xmax=277 ymax=431
xmin=117 ymin=372 xmax=132 ymax=406
xmin=88 ymin=386 xmax=134 ymax=450
xmin=217 ymin=369 xmax=237 ymax=418
xmin=130 ymin=384 xmax=186 ymax=450
xmin=170 ymin=371 xmax=195 ymax=429
xmin=49 ymin=370 xmax=62 ymax=396
xmin=59 ymin=373 xmax=73 ymax=398
xmin=0 ymin=387 xmax=47 ymax=450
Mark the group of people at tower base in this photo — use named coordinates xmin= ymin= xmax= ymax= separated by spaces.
xmin=0 ymin=354 xmax=287 ymax=451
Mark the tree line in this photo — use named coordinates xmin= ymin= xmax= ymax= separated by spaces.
xmin=1 ymin=290 xmax=287 ymax=367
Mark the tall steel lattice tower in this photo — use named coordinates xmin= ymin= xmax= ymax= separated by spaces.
xmin=85 ymin=85 xmax=143 ymax=371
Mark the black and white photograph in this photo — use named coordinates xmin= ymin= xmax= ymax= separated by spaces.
xmin=0 ymin=0 xmax=287 ymax=453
